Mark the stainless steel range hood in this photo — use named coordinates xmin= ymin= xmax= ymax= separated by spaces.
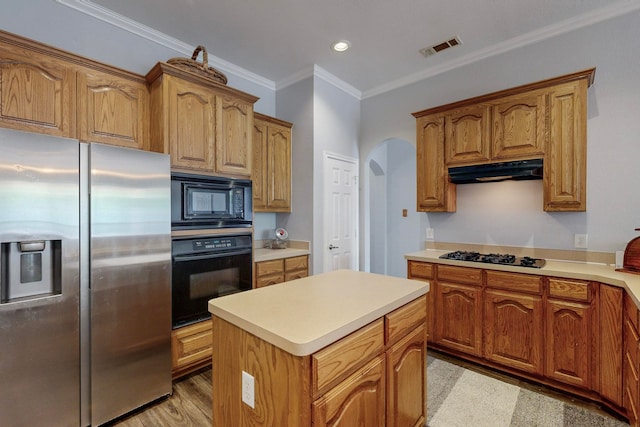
xmin=448 ymin=159 xmax=543 ymax=184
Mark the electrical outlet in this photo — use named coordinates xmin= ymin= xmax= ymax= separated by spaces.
xmin=426 ymin=228 xmax=434 ymax=240
xmin=574 ymin=234 xmax=588 ymax=249
xmin=242 ymin=371 xmax=254 ymax=408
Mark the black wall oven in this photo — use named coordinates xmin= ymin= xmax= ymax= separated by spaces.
xmin=171 ymin=233 xmax=252 ymax=328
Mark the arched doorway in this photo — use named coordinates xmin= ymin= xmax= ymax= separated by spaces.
xmin=366 ymin=138 xmax=421 ymax=277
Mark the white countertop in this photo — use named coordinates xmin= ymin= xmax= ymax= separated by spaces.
xmin=405 ymin=249 xmax=640 ymax=307
xmin=254 ymin=247 xmax=310 ymax=262
xmin=208 ymin=269 xmax=429 ymax=356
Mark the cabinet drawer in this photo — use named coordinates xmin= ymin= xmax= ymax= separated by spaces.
xmin=256 ymin=258 xmax=284 ymax=276
xmin=312 ymin=318 xmax=384 ymax=397
xmin=437 ymin=265 xmax=482 ymax=285
xmin=285 ymin=255 xmax=308 ymax=272
xmin=548 ymin=278 xmax=590 ymax=302
xmin=386 ymin=295 xmax=427 ymax=345
xmin=171 ymin=321 xmax=212 ymax=369
xmin=285 ymin=270 xmax=308 ymax=282
xmin=408 ymin=261 xmax=433 ymax=279
xmin=255 ymin=273 xmax=284 ymax=288
xmin=486 ymin=270 xmax=542 ymax=294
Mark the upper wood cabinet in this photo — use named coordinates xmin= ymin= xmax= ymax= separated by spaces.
xmin=0 ymin=37 xmax=75 ymax=137
xmin=215 ymin=94 xmax=254 ymax=176
xmin=445 ymin=104 xmax=491 ymax=165
xmin=416 ymin=114 xmax=456 ymax=212
xmin=491 ymin=89 xmax=546 ymax=160
xmin=253 ymin=113 xmax=293 ymax=212
xmin=0 ymin=30 xmax=150 ymax=149
xmin=413 ymin=68 xmax=595 ymax=212
xmin=154 ymin=74 xmax=216 ymax=171
xmin=544 ymin=79 xmax=588 ymax=211
xmin=77 ymin=68 xmax=149 ymax=150
xmin=146 ymin=62 xmax=258 ymax=177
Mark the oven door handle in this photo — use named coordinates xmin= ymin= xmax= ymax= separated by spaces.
xmin=173 ymin=249 xmax=252 ymax=262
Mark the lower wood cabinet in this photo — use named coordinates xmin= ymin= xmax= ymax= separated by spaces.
xmin=484 ymin=289 xmax=543 ymax=375
xmin=171 ymin=320 xmax=212 ymax=379
xmin=624 ymin=293 xmax=640 ymax=426
xmin=254 ymin=255 xmax=308 ymax=288
xmin=433 ymin=265 xmax=483 ymax=357
xmin=545 ymin=278 xmax=594 ymax=388
xmin=407 ymin=259 xmax=628 ymax=420
xmin=312 ymin=296 xmax=427 ymax=427
xmin=407 ymin=261 xmax=435 ymax=341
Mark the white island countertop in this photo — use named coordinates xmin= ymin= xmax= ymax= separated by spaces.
xmin=208 ymin=269 xmax=429 ymax=356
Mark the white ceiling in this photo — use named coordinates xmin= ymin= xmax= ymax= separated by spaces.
xmin=86 ymin=0 xmax=640 ymax=97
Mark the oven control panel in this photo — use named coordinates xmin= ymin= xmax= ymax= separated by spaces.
xmin=172 ymin=233 xmax=252 ymax=256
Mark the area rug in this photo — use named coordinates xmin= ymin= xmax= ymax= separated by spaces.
xmin=427 ymin=354 xmax=628 ymax=427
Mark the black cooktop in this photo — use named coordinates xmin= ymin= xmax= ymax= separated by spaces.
xmin=439 ymin=251 xmax=546 ymax=268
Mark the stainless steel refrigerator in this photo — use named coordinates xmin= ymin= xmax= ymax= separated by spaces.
xmin=0 ymin=128 xmax=172 ymax=426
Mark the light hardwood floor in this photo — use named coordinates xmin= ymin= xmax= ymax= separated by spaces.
xmin=109 ymin=369 xmax=212 ymax=426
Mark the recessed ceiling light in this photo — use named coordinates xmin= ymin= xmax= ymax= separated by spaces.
xmin=331 ymin=40 xmax=350 ymax=52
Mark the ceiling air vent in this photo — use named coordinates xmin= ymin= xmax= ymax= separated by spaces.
xmin=420 ymin=36 xmax=462 ymax=57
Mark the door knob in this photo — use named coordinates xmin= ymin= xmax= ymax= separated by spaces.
xmin=328 ymin=244 xmax=339 ymax=250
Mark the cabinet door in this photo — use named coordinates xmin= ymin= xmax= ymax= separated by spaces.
xmin=484 ymin=289 xmax=543 ymax=374
xmin=435 ymin=281 xmax=482 ymax=356
xmin=77 ymin=69 xmax=148 ymax=149
xmin=545 ymin=299 xmax=592 ymax=387
xmin=544 ymin=79 xmax=588 ymax=211
xmin=266 ymin=122 xmax=292 ymax=211
xmin=252 ymin=119 xmax=269 ymax=210
xmin=216 ymin=95 xmax=252 ymax=177
xmin=407 ymin=262 xmax=434 ymax=341
xmin=0 ymin=45 xmax=74 ymax=136
xmin=171 ymin=320 xmax=212 ymax=378
xmin=600 ymin=284 xmax=623 ymax=406
xmin=387 ymin=324 xmax=426 ymax=427
xmin=313 ymin=355 xmax=385 ymax=427
xmin=624 ymin=315 xmax=640 ymax=426
xmin=491 ymin=90 xmax=546 ymax=160
xmin=416 ymin=114 xmax=456 ymax=212
xmin=167 ymin=76 xmax=216 ymax=172
xmin=445 ymin=104 xmax=491 ymax=165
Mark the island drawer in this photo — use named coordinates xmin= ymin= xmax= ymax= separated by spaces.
xmin=386 ymin=295 xmax=427 ymax=344
xmin=486 ymin=270 xmax=542 ymax=294
xmin=408 ymin=261 xmax=433 ymax=279
xmin=548 ymin=278 xmax=590 ymax=302
xmin=437 ymin=265 xmax=482 ymax=285
xmin=312 ymin=318 xmax=384 ymax=397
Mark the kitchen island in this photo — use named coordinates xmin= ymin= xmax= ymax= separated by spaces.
xmin=208 ymin=269 xmax=429 ymax=426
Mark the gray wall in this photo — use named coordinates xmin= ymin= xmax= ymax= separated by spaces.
xmin=360 ymin=11 xmax=640 ymax=257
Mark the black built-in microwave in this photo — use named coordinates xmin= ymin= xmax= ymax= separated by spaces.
xmin=171 ymin=172 xmax=252 ymax=229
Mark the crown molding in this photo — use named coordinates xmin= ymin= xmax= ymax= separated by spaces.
xmin=275 ymin=65 xmax=362 ymax=100
xmin=55 ymin=0 xmax=275 ymax=90
xmin=362 ymin=0 xmax=640 ymax=99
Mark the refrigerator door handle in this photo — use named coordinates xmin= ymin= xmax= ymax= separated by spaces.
xmin=19 ymin=241 xmax=46 ymax=252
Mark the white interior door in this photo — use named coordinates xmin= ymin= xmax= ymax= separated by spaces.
xmin=323 ymin=152 xmax=359 ymax=272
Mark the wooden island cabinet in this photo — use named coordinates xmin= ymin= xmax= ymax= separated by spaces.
xmin=209 ymin=270 xmax=429 ymax=427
